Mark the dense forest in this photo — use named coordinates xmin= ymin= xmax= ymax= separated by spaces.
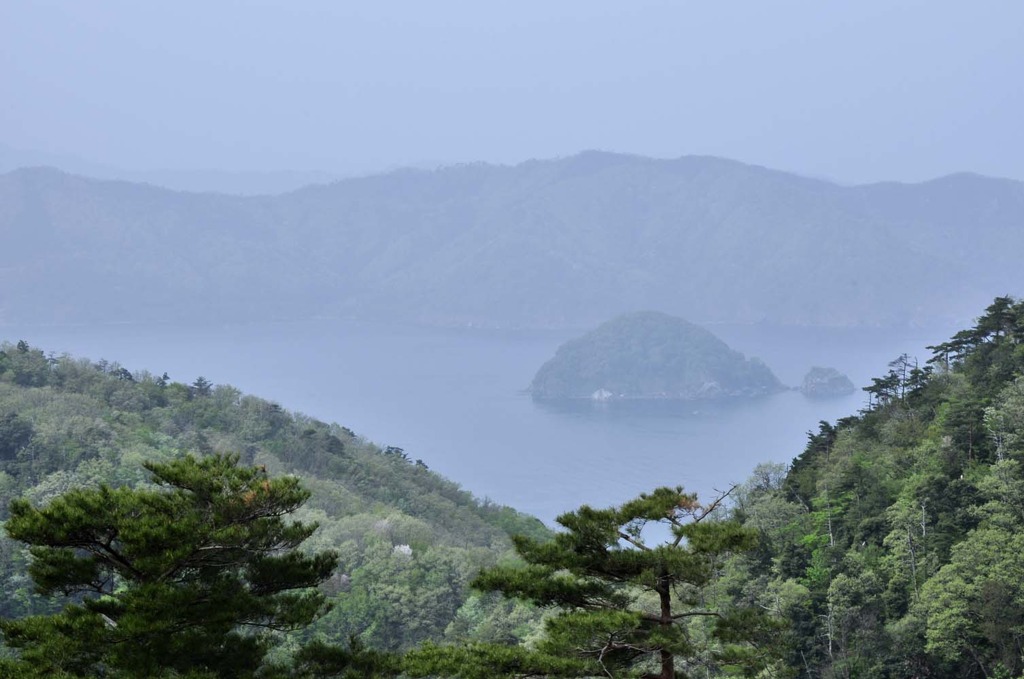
xmin=4 ymin=296 xmax=1024 ymax=677
xmin=0 ymin=341 xmax=547 ymax=675
xmin=729 ymin=296 xmax=1024 ymax=678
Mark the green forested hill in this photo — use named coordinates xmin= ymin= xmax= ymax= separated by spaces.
xmin=726 ymin=297 xmax=1024 ymax=677
xmin=530 ymin=311 xmax=781 ymax=400
xmin=0 ymin=341 xmax=546 ymax=654
xmin=3 ymin=153 xmax=1023 ymax=328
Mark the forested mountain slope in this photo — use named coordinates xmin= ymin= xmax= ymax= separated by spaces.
xmin=0 ymin=341 xmax=546 ymax=653
xmin=2 ymin=153 xmax=1022 ymax=328
xmin=727 ymin=297 xmax=1024 ymax=677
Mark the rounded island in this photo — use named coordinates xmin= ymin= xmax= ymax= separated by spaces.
xmin=800 ymin=366 xmax=856 ymax=397
xmin=530 ymin=311 xmax=783 ymax=401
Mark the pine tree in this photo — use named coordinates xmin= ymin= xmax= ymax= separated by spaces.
xmin=0 ymin=453 xmax=338 ymax=678
xmin=406 ymin=487 xmax=779 ymax=679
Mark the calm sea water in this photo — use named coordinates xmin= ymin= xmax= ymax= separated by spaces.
xmin=0 ymin=320 xmax=956 ymax=523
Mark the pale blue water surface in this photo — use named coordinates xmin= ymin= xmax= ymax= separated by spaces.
xmin=0 ymin=320 xmax=955 ymax=523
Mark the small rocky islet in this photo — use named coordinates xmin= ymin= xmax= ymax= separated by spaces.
xmin=799 ymin=366 xmax=856 ymax=397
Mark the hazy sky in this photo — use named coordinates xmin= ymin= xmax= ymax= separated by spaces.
xmin=3 ymin=1 xmax=1022 ymax=183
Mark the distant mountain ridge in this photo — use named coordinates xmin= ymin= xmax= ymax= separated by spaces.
xmin=0 ymin=142 xmax=347 ymax=195
xmin=1 ymin=152 xmax=1021 ymax=328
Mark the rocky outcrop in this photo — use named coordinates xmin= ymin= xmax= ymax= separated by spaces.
xmin=800 ymin=366 xmax=856 ymax=397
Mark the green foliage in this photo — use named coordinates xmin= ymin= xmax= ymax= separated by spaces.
xmin=917 ymin=528 xmax=1024 ymax=677
xmin=732 ymin=297 xmax=1024 ymax=678
xmin=404 ymin=642 xmax=587 ymax=679
xmin=0 ymin=412 xmax=32 ymax=461
xmin=413 ymin=487 xmax=782 ymax=679
xmin=0 ymin=340 xmax=547 ymax=665
xmin=0 ymin=454 xmax=338 ymax=678
xmin=281 ymin=638 xmax=401 ymax=679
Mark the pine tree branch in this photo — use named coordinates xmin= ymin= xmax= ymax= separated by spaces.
xmin=617 ymin=531 xmax=651 ymax=551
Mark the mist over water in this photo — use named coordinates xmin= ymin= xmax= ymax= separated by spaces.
xmin=0 ymin=319 xmax=956 ymax=523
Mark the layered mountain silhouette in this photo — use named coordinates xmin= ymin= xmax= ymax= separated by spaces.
xmin=2 ymin=151 xmax=1021 ymax=327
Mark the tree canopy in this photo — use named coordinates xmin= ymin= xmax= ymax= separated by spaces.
xmin=728 ymin=296 xmax=1024 ymax=677
xmin=0 ymin=341 xmax=547 ymax=656
xmin=0 ymin=453 xmax=338 ymax=678
xmin=407 ymin=487 xmax=780 ymax=679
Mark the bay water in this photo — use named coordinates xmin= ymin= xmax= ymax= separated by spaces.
xmin=0 ymin=319 xmax=957 ymax=523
